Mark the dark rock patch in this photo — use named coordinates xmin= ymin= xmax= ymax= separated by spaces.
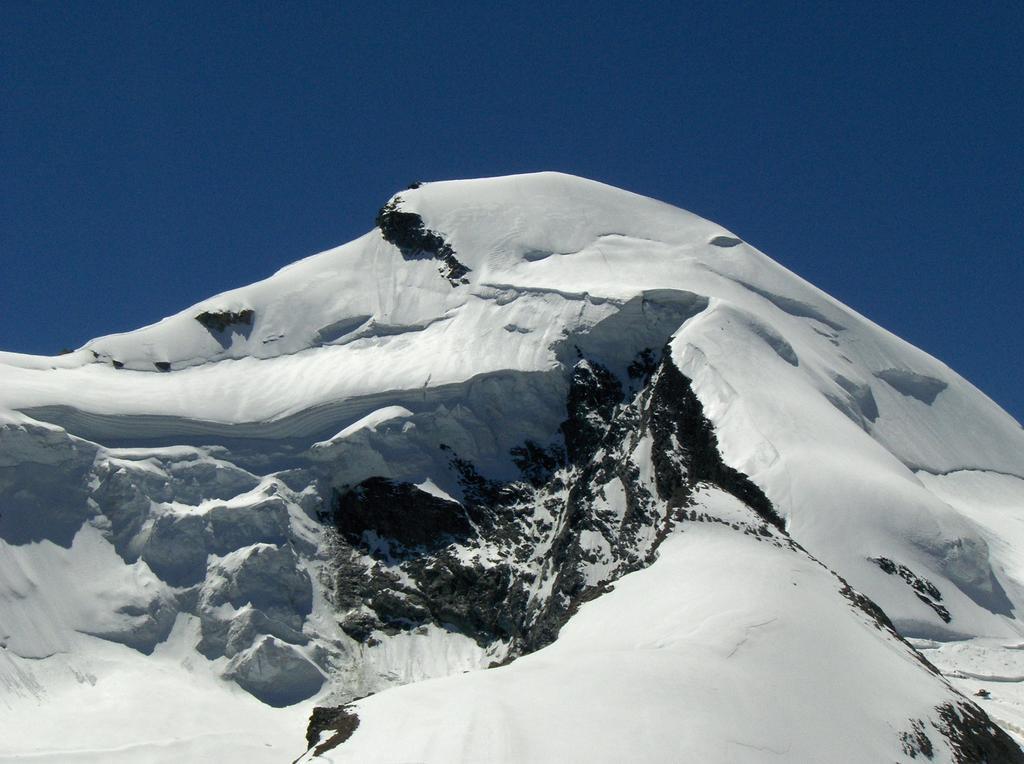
xmin=901 ymin=718 xmax=935 ymax=759
xmin=510 ymin=440 xmax=565 ymax=488
xmin=648 ymin=348 xmax=782 ymax=530
xmin=338 ymin=611 xmax=378 ymax=643
xmin=874 ymin=557 xmax=943 ymax=600
xmin=627 ymin=348 xmax=659 ymax=383
xmin=195 ymin=309 xmax=254 ymax=334
xmin=306 ymin=705 xmax=360 ymax=756
xmin=933 ymin=700 xmax=1024 ymax=763
xmin=838 ymin=581 xmax=900 ymax=634
xmin=835 ymin=574 xmax=950 ymax=677
xmin=872 ymin=557 xmax=950 ymax=623
xmin=560 ymin=360 xmax=623 ymax=465
xmin=376 ymin=197 xmax=470 ymax=286
xmin=333 ymin=478 xmax=474 ymax=551
xmin=916 ymin=593 xmax=952 ymax=623
xmin=417 ymin=557 xmax=531 ymax=643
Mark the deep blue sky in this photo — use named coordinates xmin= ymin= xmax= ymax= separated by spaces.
xmin=3 ymin=3 xmax=1022 ymax=422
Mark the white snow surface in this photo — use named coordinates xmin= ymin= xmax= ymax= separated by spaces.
xmin=0 ymin=616 xmax=311 ymax=763
xmin=4 ymin=172 xmax=1021 ymax=625
xmin=313 ymin=509 xmax=968 ymax=763
xmin=2 ymin=172 xmax=1023 ymax=760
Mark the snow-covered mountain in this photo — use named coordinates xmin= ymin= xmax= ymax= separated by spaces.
xmin=2 ymin=172 xmax=1023 ymax=762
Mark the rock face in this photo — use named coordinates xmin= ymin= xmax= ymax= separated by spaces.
xmin=933 ymin=701 xmax=1024 ymax=763
xmin=322 ymin=347 xmax=780 ymax=657
xmin=333 ymin=478 xmax=473 ymax=550
xmin=375 ymin=197 xmax=470 ymax=285
xmin=3 ymin=336 xmax=793 ymax=709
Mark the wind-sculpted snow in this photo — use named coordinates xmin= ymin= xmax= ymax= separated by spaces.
xmin=2 ymin=172 xmax=1023 ymax=761
xmin=875 ymin=367 xmax=950 ymax=405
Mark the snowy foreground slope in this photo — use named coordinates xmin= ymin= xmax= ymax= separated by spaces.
xmin=2 ymin=172 xmax=1024 ymax=762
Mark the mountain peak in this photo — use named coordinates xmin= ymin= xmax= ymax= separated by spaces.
xmin=3 ymin=175 xmax=1024 ymax=761
xmin=381 ymin=171 xmax=730 ymax=273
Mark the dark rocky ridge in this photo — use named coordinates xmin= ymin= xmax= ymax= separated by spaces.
xmin=646 ymin=349 xmax=782 ymax=530
xmin=322 ymin=346 xmax=781 ymax=656
xmin=311 ymin=336 xmax=1020 ymax=760
xmin=901 ymin=701 xmax=1024 ymax=763
xmin=375 ymin=196 xmax=471 ymax=286
xmin=873 ymin=556 xmax=951 ymax=623
xmin=934 ymin=700 xmax=1024 ymax=763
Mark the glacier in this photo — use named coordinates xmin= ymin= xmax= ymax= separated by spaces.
xmin=1 ymin=172 xmax=1023 ymax=762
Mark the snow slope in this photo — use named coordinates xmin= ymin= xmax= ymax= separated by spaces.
xmin=311 ymin=499 xmax=990 ymax=763
xmin=2 ymin=172 xmax=1022 ymax=760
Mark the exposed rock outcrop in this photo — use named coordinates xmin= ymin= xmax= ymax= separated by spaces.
xmin=323 ymin=346 xmax=783 ymax=658
xmin=376 ymin=197 xmax=470 ymax=286
xmin=194 ymin=309 xmax=254 ymax=333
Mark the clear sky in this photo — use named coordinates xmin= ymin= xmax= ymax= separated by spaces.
xmin=2 ymin=2 xmax=1021 ymax=422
